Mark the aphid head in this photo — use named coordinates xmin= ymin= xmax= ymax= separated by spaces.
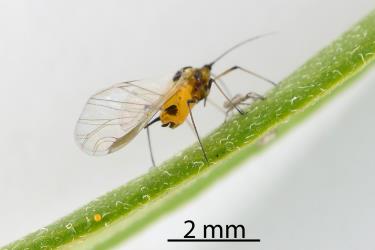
xmin=172 ymin=66 xmax=211 ymax=86
xmin=196 ymin=66 xmax=211 ymax=85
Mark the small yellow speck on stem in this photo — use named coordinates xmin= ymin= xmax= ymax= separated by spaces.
xmin=94 ymin=213 xmax=102 ymax=222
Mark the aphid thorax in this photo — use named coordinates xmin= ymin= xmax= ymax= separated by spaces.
xmin=160 ymin=65 xmax=212 ymax=128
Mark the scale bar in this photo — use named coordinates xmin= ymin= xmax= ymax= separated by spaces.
xmin=167 ymin=239 xmax=260 ymax=242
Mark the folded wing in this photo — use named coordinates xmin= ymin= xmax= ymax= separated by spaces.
xmin=75 ymin=76 xmax=175 ymax=155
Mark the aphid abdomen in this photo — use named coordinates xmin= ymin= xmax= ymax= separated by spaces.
xmin=160 ymin=85 xmax=195 ymax=128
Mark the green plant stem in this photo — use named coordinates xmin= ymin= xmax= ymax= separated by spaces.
xmin=3 ymin=10 xmax=375 ymax=250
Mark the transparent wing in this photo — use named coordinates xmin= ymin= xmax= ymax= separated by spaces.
xmin=75 ymin=75 xmax=175 ymax=155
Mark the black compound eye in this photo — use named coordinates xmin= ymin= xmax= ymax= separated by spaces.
xmin=173 ymin=70 xmax=182 ymax=82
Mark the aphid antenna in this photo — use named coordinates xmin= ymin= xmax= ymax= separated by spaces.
xmin=205 ymin=32 xmax=275 ymax=69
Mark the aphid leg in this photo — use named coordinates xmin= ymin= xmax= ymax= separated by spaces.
xmin=214 ymin=65 xmax=277 ymax=86
xmin=211 ymin=73 xmax=232 ymax=98
xmin=236 ymin=92 xmax=266 ymax=107
xmin=146 ymin=126 xmax=156 ymax=167
xmin=211 ymin=79 xmax=244 ymax=115
xmin=145 ymin=116 xmax=161 ymax=128
xmin=187 ymin=100 xmax=208 ymax=163
xmin=223 ymin=92 xmax=265 ymax=122
xmin=145 ymin=115 xmax=161 ymax=167
xmin=245 ymin=91 xmax=266 ymax=100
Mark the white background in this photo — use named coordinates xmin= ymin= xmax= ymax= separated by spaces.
xmin=0 ymin=1 xmax=374 ymax=249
